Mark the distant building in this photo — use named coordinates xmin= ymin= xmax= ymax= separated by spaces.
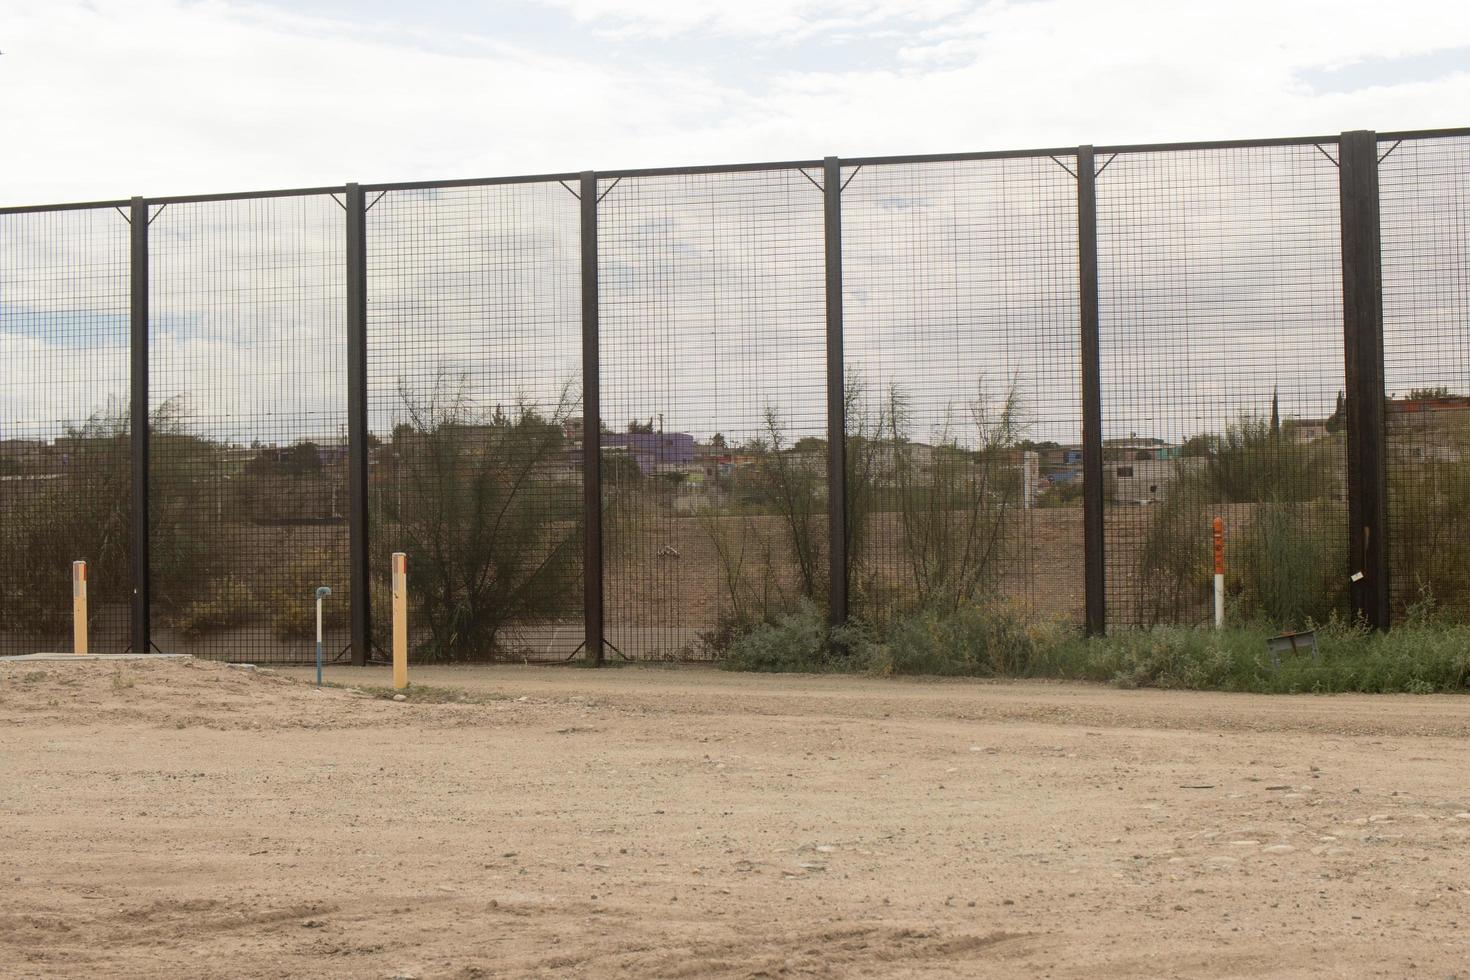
xmin=1103 ymin=437 xmax=1181 ymax=463
xmin=1112 ymin=457 xmax=1202 ymax=504
xmin=600 ymin=431 xmax=696 ymax=475
xmin=1387 ymin=394 xmax=1470 ymax=463
xmin=1283 ymin=418 xmax=1329 ymax=444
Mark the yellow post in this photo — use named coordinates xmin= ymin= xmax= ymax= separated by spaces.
xmin=72 ymin=560 xmax=88 ymax=655
xmin=392 ymin=552 xmax=408 ymax=690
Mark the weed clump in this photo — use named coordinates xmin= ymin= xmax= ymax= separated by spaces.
xmin=718 ymin=594 xmax=1470 ymax=694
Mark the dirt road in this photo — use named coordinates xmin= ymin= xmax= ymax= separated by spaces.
xmin=3 ymin=658 xmax=1468 ymax=978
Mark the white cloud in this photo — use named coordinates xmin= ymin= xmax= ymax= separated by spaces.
xmin=2 ymin=0 xmax=1467 ymax=205
xmin=1 ymin=0 xmax=1468 ymax=447
xmin=538 ymin=0 xmax=967 ymax=41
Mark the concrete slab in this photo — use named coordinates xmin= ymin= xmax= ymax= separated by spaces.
xmin=0 ymin=653 xmax=191 ymax=663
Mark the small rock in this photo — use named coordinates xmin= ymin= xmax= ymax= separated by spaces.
xmin=301 ymin=919 xmax=325 ymax=928
xmin=393 ymin=694 xmax=407 ymax=702
xmin=1454 ymin=813 xmax=1470 ymax=821
xmin=1229 ymin=840 xmax=1261 ymax=847
xmin=1263 ymin=845 xmax=1296 ymax=855
xmin=226 ymin=663 xmax=257 ymax=672
xmin=516 ymin=696 xmax=529 ymax=702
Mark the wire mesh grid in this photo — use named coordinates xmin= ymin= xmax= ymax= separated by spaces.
xmin=0 ymin=207 xmax=132 ymax=654
xmin=365 ymin=181 xmax=582 ymax=663
xmin=1096 ymin=144 xmax=1347 ymax=628
xmin=597 ymin=168 xmax=827 ymax=659
xmin=147 ymin=195 xmax=347 ymax=662
xmin=841 ymin=156 xmax=1083 ymax=630
xmin=1379 ymin=134 xmax=1470 ymax=617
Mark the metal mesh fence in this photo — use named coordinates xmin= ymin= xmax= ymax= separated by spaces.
xmin=365 ymin=181 xmax=583 ymax=663
xmin=147 ymin=195 xmax=348 ymax=662
xmin=0 ymin=207 xmax=132 ymax=654
xmin=1380 ymin=134 xmax=1470 ymax=618
xmin=842 ymin=156 xmax=1083 ymax=629
xmin=4 ymin=128 xmax=1468 ymax=661
xmin=597 ymin=168 xmax=827 ymax=659
xmin=1096 ymin=144 xmax=1347 ymax=628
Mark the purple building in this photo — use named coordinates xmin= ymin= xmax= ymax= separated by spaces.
xmin=600 ymin=432 xmax=696 ymax=475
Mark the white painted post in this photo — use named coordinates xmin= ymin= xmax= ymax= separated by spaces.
xmin=72 ymin=560 xmax=88 ymax=655
xmin=1023 ymin=450 xmax=1039 ymax=510
xmin=315 ymin=586 xmax=331 ymax=687
xmin=1212 ymin=517 xmax=1225 ymax=630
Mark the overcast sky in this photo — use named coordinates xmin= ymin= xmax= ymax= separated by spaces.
xmin=2 ymin=1 xmax=1467 ymax=451
xmin=4 ymin=0 xmax=1470 ymax=204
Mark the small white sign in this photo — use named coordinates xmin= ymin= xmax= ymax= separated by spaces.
xmin=1350 ymin=571 xmax=1365 ymax=583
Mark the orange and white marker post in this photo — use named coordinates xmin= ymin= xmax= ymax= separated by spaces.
xmin=72 ymin=560 xmax=88 ymax=655
xmin=391 ymin=552 xmax=408 ymax=690
xmin=1212 ymin=517 xmax=1225 ymax=630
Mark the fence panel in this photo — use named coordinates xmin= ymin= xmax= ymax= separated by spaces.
xmin=598 ymin=168 xmax=827 ymax=659
xmin=365 ymin=181 xmax=583 ymax=662
xmin=0 ymin=207 xmax=133 ymax=654
xmin=1380 ymin=134 xmax=1470 ymax=619
xmin=147 ymin=195 xmax=348 ymax=662
xmin=1097 ymin=144 xmax=1347 ymax=628
xmin=841 ymin=156 xmax=1083 ymax=630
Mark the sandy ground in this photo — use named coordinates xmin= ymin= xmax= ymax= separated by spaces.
xmin=2 ymin=660 xmax=1469 ymax=979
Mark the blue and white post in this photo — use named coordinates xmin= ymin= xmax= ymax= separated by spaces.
xmin=314 ymin=586 xmax=332 ymax=687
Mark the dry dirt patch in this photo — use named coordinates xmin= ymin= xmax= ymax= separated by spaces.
xmin=3 ymin=658 xmax=1469 ymax=978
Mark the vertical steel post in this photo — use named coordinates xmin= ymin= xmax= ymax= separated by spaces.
xmin=1339 ymin=131 xmax=1390 ymax=629
xmin=345 ymin=183 xmax=371 ymax=664
xmin=580 ymin=171 xmax=605 ymax=665
xmin=129 ymin=196 xmax=151 ymax=654
xmin=823 ymin=156 xmax=849 ymax=629
xmin=1077 ymin=147 xmax=1107 ymax=636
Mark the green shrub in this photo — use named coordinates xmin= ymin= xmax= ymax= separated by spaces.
xmin=0 ymin=412 xmax=131 ymax=638
xmin=167 ymin=576 xmax=256 ymax=638
xmin=881 ymin=381 xmax=1025 ymax=616
xmin=1040 ymin=618 xmax=1470 ymax=694
xmin=265 ymin=544 xmax=349 ymax=639
xmin=1390 ymin=449 xmax=1470 ymax=618
xmin=864 ymin=601 xmax=1038 ymax=677
xmin=377 ymin=374 xmax=582 ymax=661
xmin=1135 ymin=487 xmax=1211 ymax=626
xmin=1233 ymin=502 xmax=1347 ymax=629
xmin=717 ymin=598 xmax=1470 ymax=694
xmin=720 ymin=600 xmax=849 ymax=673
xmin=1202 ymin=413 xmax=1337 ymax=504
